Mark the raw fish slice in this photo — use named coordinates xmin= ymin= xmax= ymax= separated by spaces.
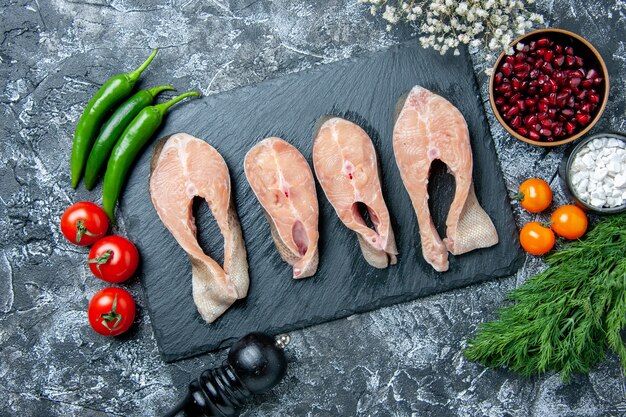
xmin=313 ymin=117 xmax=398 ymax=268
xmin=244 ymin=137 xmax=319 ymax=278
xmin=393 ymin=86 xmax=498 ymax=272
xmin=149 ymin=133 xmax=248 ymax=323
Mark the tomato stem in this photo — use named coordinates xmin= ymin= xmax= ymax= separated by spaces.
xmin=75 ymin=219 xmax=97 ymax=244
xmin=100 ymin=293 xmax=122 ymax=331
xmin=88 ymin=249 xmax=113 ymax=275
xmin=512 ymin=192 xmax=525 ymax=201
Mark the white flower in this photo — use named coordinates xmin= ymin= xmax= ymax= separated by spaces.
xmin=455 ymin=2 xmax=469 ymax=14
xmin=361 ymin=0 xmax=544 ymax=69
xmin=382 ymin=5 xmax=398 ymax=23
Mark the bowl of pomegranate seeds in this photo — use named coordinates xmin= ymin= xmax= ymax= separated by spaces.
xmin=490 ymin=28 xmax=609 ymax=146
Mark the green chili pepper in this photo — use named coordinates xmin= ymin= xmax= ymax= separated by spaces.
xmin=102 ymin=91 xmax=201 ymax=220
xmin=83 ymin=85 xmax=175 ymax=190
xmin=71 ymin=49 xmax=159 ymax=189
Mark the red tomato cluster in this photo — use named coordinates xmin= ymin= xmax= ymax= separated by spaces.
xmin=514 ymin=178 xmax=588 ymax=256
xmin=61 ymin=202 xmax=140 ymax=336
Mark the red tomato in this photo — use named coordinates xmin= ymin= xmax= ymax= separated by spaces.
xmin=520 ymin=222 xmax=555 ymax=256
xmin=60 ymin=202 xmax=109 ymax=246
xmin=88 ymin=236 xmax=139 ymax=283
xmin=551 ymin=205 xmax=588 ymax=239
xmin=88 ymin=287 xmax=136 ymax=336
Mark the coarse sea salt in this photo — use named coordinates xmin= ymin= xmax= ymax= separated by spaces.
xmin=570 ymin=136 xmax=626 ymax=208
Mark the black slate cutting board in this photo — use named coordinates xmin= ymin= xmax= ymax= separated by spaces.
xmin=122 ymin=41 xmax=524 ymax=362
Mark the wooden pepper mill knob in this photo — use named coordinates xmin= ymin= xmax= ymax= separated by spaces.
xmin=164 ymin=333 xmax=289 ymax=417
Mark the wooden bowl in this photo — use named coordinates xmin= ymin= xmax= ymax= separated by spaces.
xmin=489 ymin=28 xmax=609 ymax=147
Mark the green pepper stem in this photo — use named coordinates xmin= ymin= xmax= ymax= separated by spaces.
xmin=154 ymin=91 xmax=201 ymax=116
xmin=127 ymin=49 xmax=159 ymax=82
xmin=147 ymin=85 xmax=176 ymax=98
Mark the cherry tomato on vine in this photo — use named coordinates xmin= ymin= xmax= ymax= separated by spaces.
xmin=514 ymin=178 xmax=553 ymax=213
xmin=88 ymin=287 xmax=136 ymax=336
xmin=88 ymin=236 xmax=139 ymax=283
xmin=520 ymin=222 xmax=555 ymax=255
xmin=551 ymin=205 xmax=588 ymax=239
xmin=60 ymin=202 xmax=109 ymax=246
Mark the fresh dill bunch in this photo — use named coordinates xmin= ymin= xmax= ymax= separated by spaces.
xmin=464 ymin=213 xmax=626 ymax=382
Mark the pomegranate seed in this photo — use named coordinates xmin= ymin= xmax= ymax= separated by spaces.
xmin=538 ymin=102 xmax=549 ymax=112
xmin=576 ymin=90 xmax=587 ymax=100
xmin=513 ymin=63 xmax=525 ymax=73
xmin=501 ymin=62 xmax=513 ymax=77
xmin=588 ymin=92 xmax=600 ymax=103
xmin=575 ymin=56 xmax=584 ymax=67
xmin=529 ymin=130 xmax=540 ymax=140
xmin=537 ymin=112 xmax=548 ymax=121
xmin=548 ymin=92 xmax=557 ymax=106
xmin=496 ymin=84 xmax=512 ymax=93
xmin=537 ymin=38 xmax=550 ymax=47
xmin=553 ymin=125 xmax=564 ymax=137
xmin=529 ymin=40 xmax=537 ymax=51
xmin=501 ymin=104 xmax=511 ymax=113
xmin=553 ymin=71 xmax=565 ymax=84
xmin=555 ymin=45 xmax=563 ymax=54
xmin=517 ymin=100 xmax=526 ymax=112
xmin=505 ymin=106 xmax=520 ymax=118
xmin=561 ymin=108 xmax=574 ymax=117
xmin=585 ymin=68 xmax=598 ymax=80
xmin=553 ymin=55 xmax=565 ymax=67
xmin=576 ymin=113 xmax=591 ymax=125
xmin=528 ymin=86 xmax=538 ymax=95
xmin=581 ymin=103 xmax=593 ymax=113
xmin=541 ymin=62 xmax=554 ymax=74
xmin=593 ymin=77 xmax=603 ymax=85
xmin=540 ymin=128 xmax=553 ymax=138
xmin=529 ymin=69 xmax=540 ymax=79
xmin=515 ymin=52 xmax=526 ymax=62
xmin=541 ymin=119 xmax=553 ymax=128
xmin=534 ymin=59 xmax=544 ymax=69
xmin=511 ymin=115 xmax=522 ymax=128
xmin=565 ymin=121 xmax=577 ymax=134
xmin=525 ymin=97 xmax=537 ymax=107
xmin=565 ymin=46 xmax=574 ymax=56
xmin=581 ymin=79 xmax=594 ymax=88
xmin=511 ymin=78 xmax=521 ymax=90
xmin=509 ymin=93 xmax=522 ymax=103
xmin=569 ymin=78 xmax=582 ymax=88
xmin=548 ymin=108 xmax=557 ymax=119
xmin=574 ymin=68 xmax=586 ymax=78
xmin=567 ymin=96 xmax=576 ymax=108
xmin=557 ymin=91 xmax=569 ymax=101
xmin=494 ymin=72 xmax=503 ymax=85
xmin=495 ymin=96 xmax=506 ymax=106
xmin=517 ymin=127 xmax=529 ymax=136
xmin=524 ymin=114 xmax=537 ymax=126
xmin=566 ymin=55 xmax=576 ymax=66
xmin=506 ymin=55 xmax=515 ymax=65
xmin=543 ymin=50 xmax=553 ymax=61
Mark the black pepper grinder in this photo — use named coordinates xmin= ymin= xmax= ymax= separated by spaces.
xmin=164 ymin=332 xmax=289 ymax=417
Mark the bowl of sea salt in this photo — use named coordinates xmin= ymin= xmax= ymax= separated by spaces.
xmin=562 ymin=132 xmax=626 ymax=214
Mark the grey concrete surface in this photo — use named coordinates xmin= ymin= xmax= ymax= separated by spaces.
xmin=1 ymin=0 xmax=625 ymax=416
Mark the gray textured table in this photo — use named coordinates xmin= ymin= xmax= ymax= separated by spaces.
xmin=1 ymin=1 xmax=625 ymax=416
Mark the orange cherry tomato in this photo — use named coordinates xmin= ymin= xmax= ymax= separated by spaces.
xmin=520 ymin=222 xmax=555 ymax=255
xmin=516 ymin=178 xmax=553 ymax=213
xmin=551 ymin=205 xmax=588 ymax=239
